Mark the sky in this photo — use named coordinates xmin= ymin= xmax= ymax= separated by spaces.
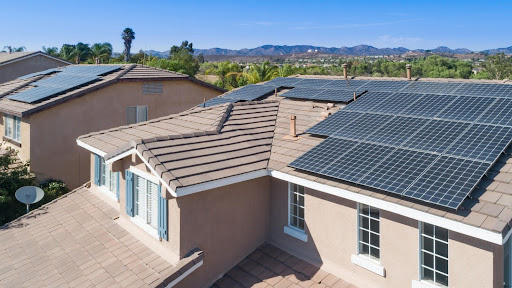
xmin=1 ymin=0 xmax=511 ymax=53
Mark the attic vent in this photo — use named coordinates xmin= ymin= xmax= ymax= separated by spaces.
xmin=143 ymin=82 xmax=163 ymax=95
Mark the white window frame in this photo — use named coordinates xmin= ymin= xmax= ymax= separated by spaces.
xmin=4 ymin=114 xmax=21 ymax=142
xmin=132 ymin=173 xmax=159 ymax=239
xmin=284 ymin=182 xmax=307 ymax=242
xmin=357 ymin=203 xmax=381 ymax=262
xmin=99 ymin=157 xmax=118 ymax=200
xmin=419 ymin=222 xmax=449 ymax=287
xmin=126 ymin=105 xmax=148 ymax=125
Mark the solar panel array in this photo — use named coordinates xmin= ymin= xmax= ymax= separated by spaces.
xmin=201 ymin=97 xmax=236 ymax=107
xmin=281 ymin=87 xmax=361 ymax=103
xmin=291 ymin=87 xmax=512 ymax=209
xmin=8 ymin=65 xmax=122 ymax=103
xmin=18 ymin=68 xmax=61 ymax=80
xmin=222 ymin=84 xmax=275 ymax=101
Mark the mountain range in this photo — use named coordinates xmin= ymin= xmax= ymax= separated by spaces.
xmin=144 ymin=44 xmax=512 ymax=58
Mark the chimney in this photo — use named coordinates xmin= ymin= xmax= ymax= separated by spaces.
xmin=342 ymin=63 xmax=348 ymax=79
xmin=290 ymin=115 xmax=297 ymax=137
xmin=406 ymin=64 xmax=412 ymax=80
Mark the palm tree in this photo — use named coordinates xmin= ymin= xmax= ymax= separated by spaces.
xmin=277 ymin=64 xmax=294 ymax=77
xmin=3 ymin=46 xmax=25 ymax=53
xmin=42 ymin=46 xmax=59 ymax=57
xmin=121 ymin=28 xmax=135 ymax=62
xmin=207 ymin=61 xmax=240 ymax=89
xmin=229 ymin=61 xmax=278 ymax=84
xmin=90 ymin=43 xmax=113 ymax=64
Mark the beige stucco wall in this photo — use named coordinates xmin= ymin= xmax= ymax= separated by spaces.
xmin=0 ymin=54 xmax=68 ymax=83
xmin=269 ymin=177 xmax=504 ymax=288
xmin=25 ymin=79 xmax=219 ymax=188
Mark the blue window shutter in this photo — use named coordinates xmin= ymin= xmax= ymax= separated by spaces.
xmin=125 ymin=170 xmax=134 ymax=217
xmin=116 ymin=172 xmax=120 ymax=199
xmin=158 ymin=186 xmax=168 ymax=241
xmin=94 ymin=154 xmax=101 ymax=186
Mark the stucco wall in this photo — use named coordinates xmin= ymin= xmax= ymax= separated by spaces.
xmin=27 ymin=79 xmax=219 ymax=188
xmin=269 ymin=177 xmax=504 ymax=288
xmin=175 ymin=177 xmax=271 ymax=288
xmin=0 ymin=54 xmax=68 ymax=83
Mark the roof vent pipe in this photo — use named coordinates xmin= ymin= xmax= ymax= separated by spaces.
xmin=353 ymin=91 xmax=356 ymax=101
xmin=290 ymin=115 xmax=297 ymax=137
xmin=342 ymin=64 xmax=348 ymax=79
xmin=275 ymin=87 xmax=278 ymax=97
xmin=406 ymin=64 xmax=412 ymax=80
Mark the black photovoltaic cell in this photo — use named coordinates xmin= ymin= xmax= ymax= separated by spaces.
xmin=321 ymin=80 xmax=370 ymax=90
xmin=445 ymin=124 xmax=512 ymax=162
xmin=357 ymin=80 xmax=411 ymax=92
xmin=263 ymin=77 xmax=304 ymax=88
xmin=401 ymin=81 xmax=462 ymax=95
xmin=306 ymin=111 xmax=363 ymax=136
xmin=402 ymin=120 xmax=471 ymax=153
xmin=343 ymin=91 xmax=394 ymax=113
xmin=293 ymin=79 xmax=334 ymax=88
xmin=223 ymin=84 xmax=275 ymax=101
xmin=369 ymin=92 xmax=423 ymax=115
xmin=476 ymin=98 xmax=512 ymax=126
xmin=322 ymin=142 xmax=396 ymax=183
xmin=200 ymin=97 xmax=236 ymax=107
xmin=360 ymin=149 xmax=439 ymax=195
xmin=280 ymin=87 xmax=324 ymax=99
xmin=289 ymin=138 xmax=359 ymax=173
xmin=400 ymin=94 xmax=458 ymax=118
xmin=452 ymin=83 xmax=512 ymax=98
xmin=403 ymin=156 xmax=489 ymax=208
xmin=332 ymin=113 xmax=393 ymax=140
xmin=365 ymin=116 xmax=430 ymax=146
xmin=436 ymin=96 xmax=497 ymax=122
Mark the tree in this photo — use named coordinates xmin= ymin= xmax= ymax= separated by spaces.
xmin=197 ymin=53 xmax=205 ymax=64
xmin=483 ymin=53 xmax=511 ymax=80
xmin=241 ymin=61 xmax=278 ymax=84
xmin=122 ymin=28 xmax=135 ymax=62
xmin=2 ymin=46 xmax=25 ymax=53
xmin=90 ymin=42 xmax=113 ymax=64
xmin=42 ymin=46 xmax=59 ymax=57
xmin=166 ymin=40 xmax=200 ymax=76
xmin=59 ymin=44 xmax=76 ymax=62
xmin=206 ymin=61 xmax=241 ymax=89
xmin=277 ymin=64 xmax=294 ymax=77
xmin=170 ymin=40 xmax=194 ymax=57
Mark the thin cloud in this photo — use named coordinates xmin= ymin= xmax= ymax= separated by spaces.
xmin=290 ymin=18 xmax=423 ymax=30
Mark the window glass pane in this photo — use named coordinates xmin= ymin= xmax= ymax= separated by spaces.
xmin=423 ymin=237 xmax=433 ymax=252
xmin=291 ymin=216 xmax=297 ymax=227
xmin=435 ymin=256 xmax=448 ymax=274
xmin=436 ymin=241 xmax=448 ymax=258
xmin=361 ymin=216 xmax=369 ymax=230
xmin=370 ymin=219 xmax=379 ymax=233
xmin=360 ymin=243 xmax=369 ymax=255
xmin=370 ymin=247 xmax=379 ymax=260
xmin=288 ymin=183 xmax=305 ymax=231
xmin=435 ymin=226 xmax=449 ymax=242
xmin=290 ymin=204 xmax=297 ymax=216
xmin=370 ymin=233 xmax=379 ymax=247
xmin=138 ymin=106 xmax=148 ymax=122
xmin=298 ymin=185 xmax=304 ymax=194
xmin=423 ymin=223 xmax=434 ymax=237
xmin=148 ymin=182 xmax=158 ymax=229
xmin=298 ymin=207 xmax=304 ymax=218
xmin=298 ymin=194 xmax=304 ymax=206
xmin=422 ymin=251 xmax=433 ymax=268
xmin=14 ymin=116 xmax=20 ymax=142
xmin=369 ymin=207 xmax=379 ymax=219
xmin=422 ymin=267 xmax=434 ymax=282
xmin=127 ymin=107 xmax=137 ymax=125
xmin=361 ymin=204 xmax=370 ymax=216
xmin=436 ymin=273 xmax=448 ymax=286
xmin=361 ymin=229 xmax=369 ymax=243
xmin=298 ymin=219 xmax=304 ymax=230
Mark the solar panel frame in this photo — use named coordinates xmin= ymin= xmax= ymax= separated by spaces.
xmin=223 ymin=84 xmax=276 ymax=101
xmin=200 ymin=97 xmax=236 ymax=107
xmin=18 ymin=68 xmax=61 ymax=80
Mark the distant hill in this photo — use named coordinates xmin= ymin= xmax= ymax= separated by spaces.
xmin=142 ymin=44 xmax=511 ymax=58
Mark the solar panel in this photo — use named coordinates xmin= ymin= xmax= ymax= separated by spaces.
xmin=280 ymin=87 xmax=324 ymax=99
xmin=264 ymin=77 xmax=304 ymax=88
xmin=322 ymin=80 xmax=370 ymax=90
xmin=401 ymin=81 xmax=462 ymax=95
xmin=35 ymin=74 xmax=100 ymax=88
xmin=331 ymin=113 xmax=393 ymax=140
xmin=365 ymin=116 xmax=430 ymax=146
xmin=281 ymin=87 xmax=360 ymax=103
xmin=476 ymin=98 xmax=512 ymax=126
xmin=436 ymin=96 xmax=497 ymax=122
xmin=200 ymin=97 xmax=236 ymax=107
xmin=444 ymin=124 xmax=512 ymax=162
xmin=18 ymin=68 xmax=61 ymax=80
xmin=400 ymin=94 xmax=458 ymax=118
xmin=401 ymin=120 xmax=471 ymax=153
xmin=357 ymin=80 xmax=411 ymax=92
xmin=293 ymin=79 xmax=334 ymax=88
xmin=223 ymin=84 xmax=275 ymax=101
xmin=452 ymin=83 xmax=512 ymax=98
xmin=343 ymin=91 xmax=394 ymax=112
xmin=367 ymin=92 xmax=424 ymax=115
xmin=59 ymin=65 xmax=122 ymax=76
xmin=403 ymin=156 xmax=488 ymax=209
xmin=306 ymin=111 xmax=364 ymax=137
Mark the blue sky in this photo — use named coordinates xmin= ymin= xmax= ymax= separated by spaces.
xmin=2 ymin=0 xmax=511 ymax=53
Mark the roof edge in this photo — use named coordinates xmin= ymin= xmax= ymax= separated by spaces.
xmin=0 ymin=51 xmax=72 ymax=67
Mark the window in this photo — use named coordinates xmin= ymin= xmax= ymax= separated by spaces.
xmin=358 ymin=204 xmax=380 ymax=261
xmin=289 ymin=183 xmax=305 ymax=231
xmin=4 ymin=114 xmax=20 ymax=142
xmin=99 ymin=157 xmax=118 ymax=196
xmin=126 ymin=106 xmax=148 ymax=125
xmin=143 ymin=82 xmax=163 ymax=94
xmin=134 ymin=174 xmax=159 ymax=230
xmin=421 ymin=223 xmax=449 ymax=287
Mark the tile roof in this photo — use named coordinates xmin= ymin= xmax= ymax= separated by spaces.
xmin=0 ymin=51 xmax=70 ymax=66
xmin=0 ymin=64 xmax=224 ymax=117
xmin=213 ymin=243 xmax=357 ymax=288
xmin=78 ymin=78 xmax=512 ymax=235
xmin=0 ymin=184 xmax=201 ymax=288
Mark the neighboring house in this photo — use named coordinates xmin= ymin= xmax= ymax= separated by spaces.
xmin=0 ymin=64 xmax=224 ymax=188
xmin=2 ymin=75 xmax=512 ymax=288
xmin=0 ymin=51 xmax=71 ymax=83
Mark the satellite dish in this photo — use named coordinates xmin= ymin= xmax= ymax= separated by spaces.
xmin=15 ymin=186 xmax=44 ymax=213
